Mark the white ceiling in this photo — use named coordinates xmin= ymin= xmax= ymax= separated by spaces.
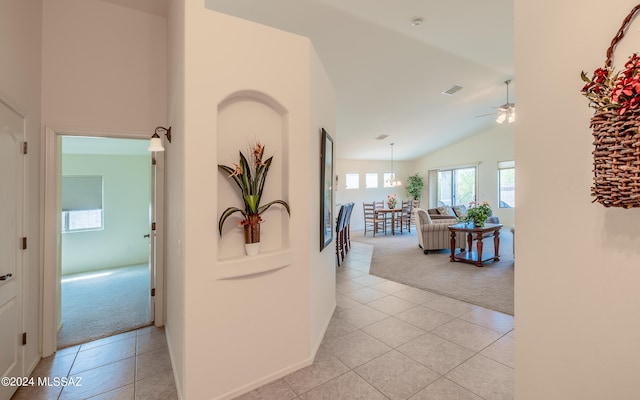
xmin=100 ymin=0 xmax=514 ymax=161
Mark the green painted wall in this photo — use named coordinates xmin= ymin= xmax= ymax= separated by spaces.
xmin=61 ymin=154 xmax=151 ymax=275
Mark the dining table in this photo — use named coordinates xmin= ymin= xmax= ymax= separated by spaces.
xmin=373 ymin=207 xmax=403 ymax=235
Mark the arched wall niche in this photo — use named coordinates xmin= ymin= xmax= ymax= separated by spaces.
xmin=216 ymin=90 xmax=291 ymax=267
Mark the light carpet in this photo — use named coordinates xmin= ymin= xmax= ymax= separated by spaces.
xmin=353 ymin=228 xmax=514 ymax=315
xmin=57 ymin=264 xmax=151 ymax=348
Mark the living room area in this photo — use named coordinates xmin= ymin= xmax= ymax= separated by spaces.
xmin=325 ymin=122 xmax=515 ymax=398
xmin=335 ymin=116 xmax=515 ymax=308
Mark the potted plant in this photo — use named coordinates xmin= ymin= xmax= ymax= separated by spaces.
xmin=387 ymin=193 xmax=397 ymax=209
xmin=459 ymin=201 xmax=492 ymax=227
xmin=406 ymin=174 xmax=424 ymax=214
xmin=406 ymin=174 xmax=424 ymax=201
xmin=218 ymin=142 xmax=290 ymax=256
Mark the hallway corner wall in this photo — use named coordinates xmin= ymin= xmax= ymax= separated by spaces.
xmin=0 ymin=0 xmax=43 ymax=376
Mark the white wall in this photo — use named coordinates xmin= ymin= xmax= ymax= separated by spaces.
xmin=336 ymin=159 xmax=415 ymax=231
xmin=0 ymin=0 xmax=43 ymax=378
xmin=414 ymin=124 xmax=515 ymax=227
xmin=177 ymin=5 xmax=336 ymax=399
xmin=40 ymin=0 xmax=167 ymax=355
xmin=309 ymin=48 xmax=338 ymax=355
xmin=515 ymin=1 xmax=640 ymax=398
xmin=41 ymin=0 xmax=166 ymax=131
xmin=165 ymin=0 xmax=186 ymax=396
xmin=61 ymin=154 xmax=151 ymax=275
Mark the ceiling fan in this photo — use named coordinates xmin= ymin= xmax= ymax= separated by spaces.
xmin=477 ymin=80 xmax=515 ymax=124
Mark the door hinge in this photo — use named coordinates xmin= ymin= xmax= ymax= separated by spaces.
xmin=22 ymin=332 xmax=27 ymax=345
xmin=151 ymin=288 xmax=156 ymax=297
xmin=152 ymin=157 xmax=157 ymax=165
xmin=151 ymin=222 xmax=156 ymax=231
xmin=22 ymin=142 xmax=28 ymax=155
xmin=21 ymin=237 xmax=27 ymax=250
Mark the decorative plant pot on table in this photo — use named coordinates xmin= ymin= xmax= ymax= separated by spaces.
xmin=460 ymin=201 xmax=492 ymax=228
xmin=387 ymin=193 xmax=397 ymax=209
xmin=218 ymin=142 xmax=290 ymax=256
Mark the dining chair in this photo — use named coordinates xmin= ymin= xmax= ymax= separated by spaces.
xmin=410 ymin=199 xmax=420 ymax=227
xmin=343 ymin=202 xmax=354 ymax=252
xmin=374 ymin=201 xmax=389 ymax=234
xmin=363 ymin=202 xmax=387 ymax=236
xmin=396 ymin=200 xmax=413 ymax=233
xmin=335 ymin=205 xmax=347 ymax=266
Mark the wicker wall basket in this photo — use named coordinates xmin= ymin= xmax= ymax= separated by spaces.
xmin=585 ymin=4 xmax=640 ymax=208
xmin=591 ymin=108 xmax=640 ymax=207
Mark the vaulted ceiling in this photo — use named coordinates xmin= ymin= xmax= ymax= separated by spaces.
xmin=101 ymin=0 xmax=514 ymax=161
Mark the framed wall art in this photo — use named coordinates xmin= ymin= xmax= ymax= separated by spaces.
xmin=320 ymin=128 xmax=334 ymax=251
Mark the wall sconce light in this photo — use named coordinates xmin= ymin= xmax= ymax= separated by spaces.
xmin=147 ymin=126 xmax=172 ymax=152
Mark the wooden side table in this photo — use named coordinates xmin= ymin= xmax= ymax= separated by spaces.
xmin=448 ymin=223 xmax=502 ymax=267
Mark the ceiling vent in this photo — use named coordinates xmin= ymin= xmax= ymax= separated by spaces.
xmin=375 ymin=134 xmax=389 ymax=140
xmin=442 ymin=84 xmax=463 ymax=96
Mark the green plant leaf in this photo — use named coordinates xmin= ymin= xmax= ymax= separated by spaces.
xmin=239 ymin=151 xmax=253 ymax=196
xmin=244 ymin=194 xmax=259 ymax=214
xmin=255 ymin=156 xmax=273 ymax=207
xmin=581 ymin=71 xmax=591 ymax=83
xmin=218 ymin=207 xmax=247 ymax=235
xmin=218 ymin=165 xmax=244 ymax=192
xmin=258 ymin=199 xmax=290 ymax=216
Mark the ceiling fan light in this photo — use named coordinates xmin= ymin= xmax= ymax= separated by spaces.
xmin=491 ymin=80 xmax=515 ymax=124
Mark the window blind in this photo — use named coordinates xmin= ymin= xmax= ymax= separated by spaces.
xmin=62 ymin=176 xmax=103 ymax=211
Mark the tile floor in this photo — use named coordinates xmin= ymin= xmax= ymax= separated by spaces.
xmin=237 ymin=240 xmax=514 ymax=400
xmin=11 ymin=325 xmax=177 ymax=400
xmin=13 ymin=239 xmax=513 ymax=400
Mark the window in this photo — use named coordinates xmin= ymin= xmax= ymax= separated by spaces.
xmin=62 ymin=209 xmax=103 ymax=232
xmin=345 ymin=173 xmax=359 ymax=190
xmin=61 ymin=175 xmax=104 ymax=232
xmin=437 ymin=167 xmax=476 ymax=206
xmin=365 ymin=173 xmax=378 ymax=188
xmin=498 ymin=161 xmax=515 ymax=208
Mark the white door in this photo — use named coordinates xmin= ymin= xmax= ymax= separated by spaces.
xmin=0 ymin=101 xmax=25 ymax=400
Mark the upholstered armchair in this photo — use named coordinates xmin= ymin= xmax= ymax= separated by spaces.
xmin=415 ymin=208 xmax=466 ymax=254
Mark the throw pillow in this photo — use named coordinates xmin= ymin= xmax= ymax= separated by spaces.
xmin=436 ymin=206 xmax=455 ymax=216
xmin=452 ymin=205 xmax=467 ymax=218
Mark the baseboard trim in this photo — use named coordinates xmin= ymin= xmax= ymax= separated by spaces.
xmin=215 ymin=302 xmax=336 ymax=400
xmin=310 ymin=301 xmax=336 ymax=359
xmin=25 ymin=354 xmax=40 ymax=378
xmin=213 ymin=357 xmax=313 ymax=400
xmin=164 ymin=326 xmax=184 ymax=400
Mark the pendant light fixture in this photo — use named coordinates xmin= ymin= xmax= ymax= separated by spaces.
xmin=387 ymin=143 xmax=401 ymax=187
